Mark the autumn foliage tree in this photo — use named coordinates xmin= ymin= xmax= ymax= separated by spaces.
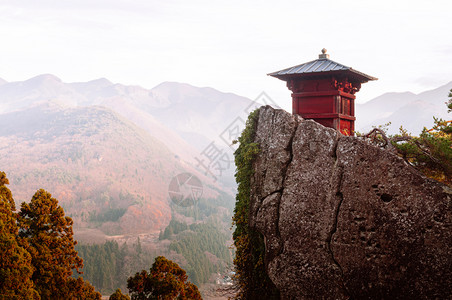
xmin=0 ymin=172 xmax=38 ymax=299
xmin=65 ymin=277 xmax=103 ymax=299
xmin=109 ymin=288 xmax=131 ymax=300
xmin=17 ymin=188 xmax=101 ymax=299
xmin=0 ymin=171 xmax=101 ymax=299
xmin=127 ymin=256 xmax=201 ymax=300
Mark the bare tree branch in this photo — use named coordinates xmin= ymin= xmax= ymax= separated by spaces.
xmin=358 ymin=128 xmax=442 ymax=165
xmin=357 ymin=128 xmax=395 ymax=151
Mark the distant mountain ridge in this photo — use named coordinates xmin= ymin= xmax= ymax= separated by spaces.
xmin=0 ymin=75 xmax=254 ymax=160
xmin=356 ymin=81 xmax=452 ymax=134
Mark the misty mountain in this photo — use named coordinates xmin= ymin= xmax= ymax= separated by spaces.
xmin=356 ymin=81 xmax=452 ymax=134
xmin=0 ymin=75 xmax=259 ymax=242
xmin=147 ymin=82 xmax=254 ymax=149
xmin=0 ymin=75 xmax=254 ymax=149
xmin=0 ymin=75 xmax=197 ymax=163
xmin=0 ymin=75 xmax=259 ymax=189
xmin=0 ymin=102 xmax=227 ymax=236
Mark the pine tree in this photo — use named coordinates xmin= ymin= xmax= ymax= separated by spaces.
xmin=392 ymin=91 xmax=452 ymax=185
xmin=0 ymin=172 xmax=38 ymax=299
xmin=18 ymin=189 xmax=84 ymax=299
xmin=65 ymin=277 xmax=102 ymax=300
xmin=127 ymin=256 xmax=202 ymax=300
xmin=109 ymin=288 xmax=130 ymax=300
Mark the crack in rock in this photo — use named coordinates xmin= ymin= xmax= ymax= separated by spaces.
xmin=326 ymin=144 xmax=349 ymax=296
xmin=275 ymin=115 xmax=298 ymax=256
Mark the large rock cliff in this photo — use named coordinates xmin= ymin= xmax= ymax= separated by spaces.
xmin=250 ymin=106 xmax=451 ymax=299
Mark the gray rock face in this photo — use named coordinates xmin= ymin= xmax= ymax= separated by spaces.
xmin=250 ymin=106 xmax=452 ymax=299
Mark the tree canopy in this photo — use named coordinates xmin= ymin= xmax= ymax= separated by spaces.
xmin=127 ymin=256 xmax=201 ymax=300
xmin=18 ymin=189 xmax=85 ymax=298
xmin=0 ymin=172 xmax=38 ymax=299
xmin=0 ymin=172 xmax=101 ymax=299
xmin=110 ymin=288 xmax=131 ymax=300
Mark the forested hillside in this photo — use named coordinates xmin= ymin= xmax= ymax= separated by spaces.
xmin=75 ymin=240 xmax=154 ymax=295
xmin=76 ymin=193 xmax=234 ymax=296
xmin=0 ymin=103 xmax=178 ymax=235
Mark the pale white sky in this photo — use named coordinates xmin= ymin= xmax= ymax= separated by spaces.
xmin=0 ymin=0 xmax=451 ymax=110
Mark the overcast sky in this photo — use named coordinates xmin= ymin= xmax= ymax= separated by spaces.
xmin=0 ymin=0 xmax=451 ymax=110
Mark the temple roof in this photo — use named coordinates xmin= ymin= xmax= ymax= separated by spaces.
xmin=268 ymin=50 xmax=377 ymax=83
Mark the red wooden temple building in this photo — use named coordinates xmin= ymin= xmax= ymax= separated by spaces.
xmin=269 ymin=49 xmax=377 ymax=135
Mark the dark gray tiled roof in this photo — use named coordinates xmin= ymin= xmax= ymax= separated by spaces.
xmin=268 ymin=58 xmax=377 ymax=82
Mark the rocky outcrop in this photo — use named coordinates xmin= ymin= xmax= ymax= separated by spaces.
xmin=250 ymin=106 xmax=451 ymax=299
